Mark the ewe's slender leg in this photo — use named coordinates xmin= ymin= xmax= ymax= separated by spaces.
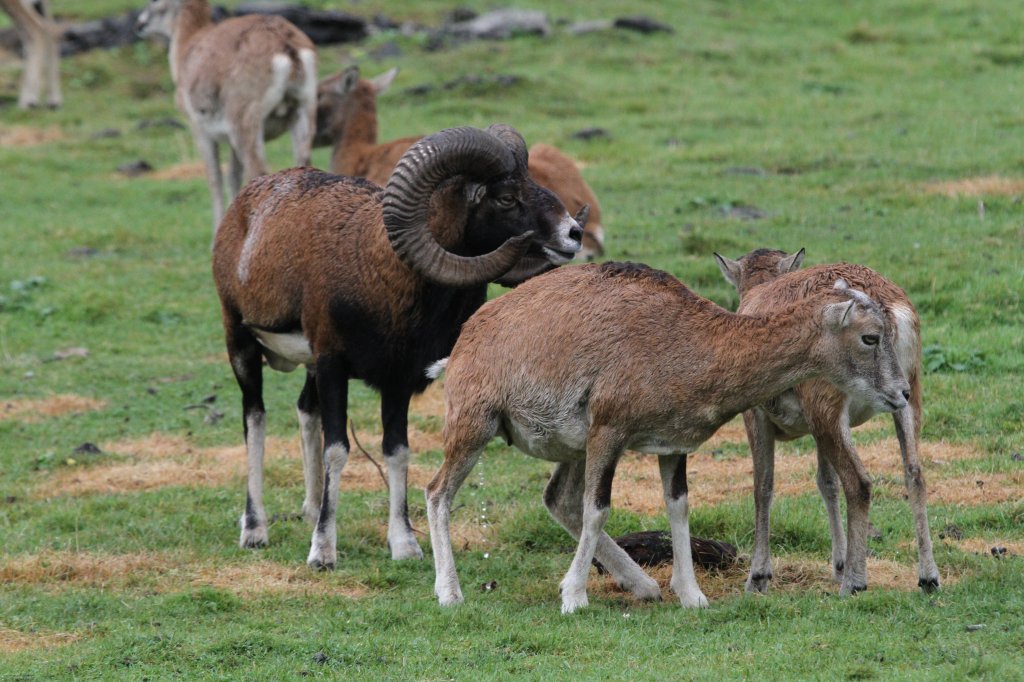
xmin=224 ymin=314 xmax=269 ymax=548
xmin=17 ymin=20 xmax=44 ymax=108
xmin=194 ymin=132 xmax=225 ymax=233
xmin=815 ymin=447 xmax=847 ymax=583
xmin=229 ymin=107 xmax=270 ymax=192
xmin=659 ymin=454 xmax=709 ymax=608
xmin=228 ymin=149 xmax=244 ymax=199
xmin=296 ymin=370 xmax=323 ymax=525
xmin=815 ymin=415 xmax=871 ymax=595
xmin=39 ymin=1 xmax=60 ymax=108
xmin=307 ymin=355 xmax=350 ymax=570
xmin=381 ymin=389 xmax=423 ymax=560
xmin=425 ymin=411 xmax=495 ymax=606
xmin=894 ymin=376 xmax=939 ymax=591
xmin=290 ymin=100 xmax=315 ymax=167
xmin=544 ymin=461 xmax=661 ymax=602
xmin=559 ymin=427 xmax=624 ymax=614
xmin=744 ymin=408 xmax=777 ymax=593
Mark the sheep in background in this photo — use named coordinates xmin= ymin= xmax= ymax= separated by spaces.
xmin=1 ymin=0 xmax=61 ymax=108
xmin=136 ymin=0 xmax=318 ymax=234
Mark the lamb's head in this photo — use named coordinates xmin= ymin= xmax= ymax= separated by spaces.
xmin=136 ymin=0 xmax=189 ymax=38
xmin=383 ymin=124 xmax=583 ymax=287
xmin=715 ymin=248 xmax=806 ymax=299
xmin=313 ymin=65 xmax=398 ymax=149
xmin=815 ymin=280 xmax=910 ymax=414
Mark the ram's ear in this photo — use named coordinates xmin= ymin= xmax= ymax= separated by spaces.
xmin=465 ymin=182 xmax=487 ymax=207
xmin=714 ymin=252 xmax=742 ymax=289
xmin=370 ymin=67 xmax=399 ymax=94
xmin=779 ymin=247 xmax=805 ymax=273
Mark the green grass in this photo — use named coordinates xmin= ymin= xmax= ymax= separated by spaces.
xmin=2 ymin=0 xmax=1023 ymax=679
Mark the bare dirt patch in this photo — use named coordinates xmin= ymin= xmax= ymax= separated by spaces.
xmin=0 ymin=550 xmax=367 ymax=598
xmin=0 ymin=124 xmax=64 ymax=147
xmin=613 ymin=437 xmax=985 ymax=515
xmin=922 ymin=176 xmax=1024 ymax=198
xmin=589 ymin=555 xmax=963 ymax=604
xmin=0 ymin=627 xmax=81 ymax=654
xmin=1 ymin=394 xmax=106 ymax=423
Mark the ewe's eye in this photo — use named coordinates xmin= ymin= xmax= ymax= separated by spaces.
xmin=861 ymin=334 xmax=880 ymax=346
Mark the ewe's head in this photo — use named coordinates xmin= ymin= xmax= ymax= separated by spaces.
xmin=314 ymin=65 xmax=398 ymax=148
xmin=135 ymin=0 xmax=189 ymax=39
xmin=383 ymin=124 xmax=583 ymax=287
xmin=715 ymin=248 xmax=805 ymax=299
xmin=817 ymin=280 xmax=910 ymax=414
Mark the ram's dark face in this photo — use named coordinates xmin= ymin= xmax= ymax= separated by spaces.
xmin=463 ymin=176 xmax=583 ymax=286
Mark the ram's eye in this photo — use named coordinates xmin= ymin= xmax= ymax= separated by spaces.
xmin=495 ymin=194 xmax=516 ymax=209
xmin=862 ymin=334 xmax=880 ymax=346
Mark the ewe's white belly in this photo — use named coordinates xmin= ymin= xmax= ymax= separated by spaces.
xmin=252 ymin=330 xmax=313 ymax=370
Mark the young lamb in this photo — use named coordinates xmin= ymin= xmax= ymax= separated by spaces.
xmin=715 ymin=248 xmax=940 ymax=595
xmin=426 ymin=261 xmax=911 ymax=613
xmin=314 ymin=65 xmax=605 ymax=259
xmin=212 ymin=124 xmax=583 ymax=569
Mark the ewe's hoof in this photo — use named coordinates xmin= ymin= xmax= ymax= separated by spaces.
xmin=239 ymin=526 xmax=269 ymax=549
xmin=839 ymin=581 xmax=867 ymax=596
xmin=745 ymin=572 xmax=772 ymax=593
xmin=308 ymin=558 xmax=336 ymax=572
xmin=624 ymin=577 xmax=662 ymax=602
xmin=918 ymin=576 xmax=940 ymax=593
xmin=679 ymin=592 xmax=710 ymax=609
xmin=388 ymin=536 xmax=424 ymax=561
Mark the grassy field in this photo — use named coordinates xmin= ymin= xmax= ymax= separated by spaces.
xmin=1 ymin=0 xmax=1023 ymax=678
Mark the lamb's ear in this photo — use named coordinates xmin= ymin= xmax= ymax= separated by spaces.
xmin=779 ymin=247 xmax=805 ymax=273
xmin=714 ymin=252 xmax=742 ymax=289
xmin=370 ymin=67 xmax=399 ymax=94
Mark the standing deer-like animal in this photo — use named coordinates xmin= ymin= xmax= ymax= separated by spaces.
xmin=314 ymin=65 xmax=606 ymax=259
xmin=426 ymin=262 xmax=911 ymax=613
xmin=715 ymin=248 xmax=940 ymax=595
xmin=136 ymin=0 xmax=317 ymax=233
xmin=1 ymin=0 xmax=61 ymax=108
xmin=213 ymin=125 xmax=583 ymax=568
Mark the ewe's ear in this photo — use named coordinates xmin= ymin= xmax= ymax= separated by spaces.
xmin=339 ymin=65 xmax=360 ymax=94
xmin=714 ymin=253 xmax=742 ymax=289
xmin=823 ymin=299 xmax=857 ymax=330
xmin=574 ymin=204 xmax=590 ymax=229
xmin=370 ymin=67 xmax=399 ymax=94
xmin=779 ymin=247 xmax=805 ymax=274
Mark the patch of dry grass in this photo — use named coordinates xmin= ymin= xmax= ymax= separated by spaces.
xmin=0 ymin=124 xmax=64 ymax=147
xmin=45 ymin=426 xmax=441 ymax=498
xmin=0 ymin=627 xmax=81 ymax=654
xmin=922 ymin=175 xmax=1024 ymax=197
xmin=0 ymin=550 xmax=367 ymax=598
xmin=613 ymin=437 xmax=988 ymax=515
xmin=149 ymin=161 xmax=206 ymax=181
xmin=0 ymin=394 xmax=106 ymax=423
xmin=588 ymin=555 xmax=964 ymax=605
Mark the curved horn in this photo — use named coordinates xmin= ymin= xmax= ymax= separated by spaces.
xmin=383 ymin=126 xmax=533 ymax=287
xmin=485 ymin=123 xmax=528 ymax=171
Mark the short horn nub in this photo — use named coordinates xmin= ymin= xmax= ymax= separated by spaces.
xmin=383 ymin=126 xmax=534 ymax=287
